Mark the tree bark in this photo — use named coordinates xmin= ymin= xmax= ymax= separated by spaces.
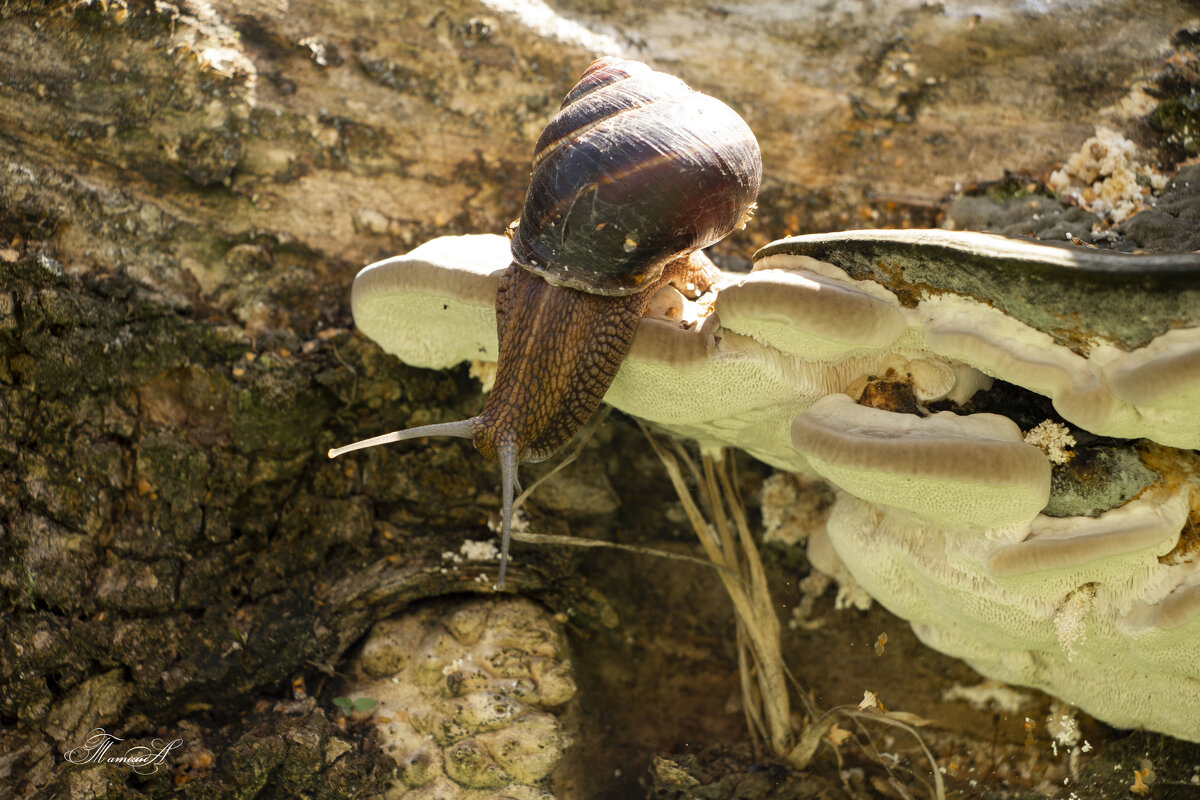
xmin=1 ymin=0 xmax=1195 ymax=797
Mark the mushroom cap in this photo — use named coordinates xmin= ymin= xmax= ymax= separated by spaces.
xmin=916 ymin=291 xmax=1200 ymax=448
xmin=350 ymin=234 xmax=507 ymax=368
xmin=606 ymin=316 xmax=853 ymax=469
xmin=714 ymin=267 xmax=906 ymax=360
xmin=820 ymin=478 xmax=1200 ymax=742
xmin=987 ymin=490 xmax=1189 ymax=593
xmin=752 ymin=232 xmax=1200 ymax=449
xmin=791 ymin=394 xmax=1052 ymax=527
xmin=755 ymin=228 xmax=1200 ymax=351
xmin=1100 ymin=326 xmax=1200 ymax=410
xmin=1122 ymin=577 xmax=1200 ymax=675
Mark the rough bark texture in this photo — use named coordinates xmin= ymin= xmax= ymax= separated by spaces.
xmin=1 ymin=0 xmax=1198 ymax=797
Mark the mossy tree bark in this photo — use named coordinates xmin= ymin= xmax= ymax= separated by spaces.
xmin=0 ymin=2 xmax=581 ymax=795
xmin=0 ymin=0 xmax=1193 ymax=797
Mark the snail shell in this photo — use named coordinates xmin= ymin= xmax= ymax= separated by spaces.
xmin=511 ymin=57 xmax=761 ymax=296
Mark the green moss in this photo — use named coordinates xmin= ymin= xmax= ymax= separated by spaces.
xmin=1148 ymin=29 xmax=1200 ymax=166
xmin=232 ymin=367 xmax=337 ymax=454
xmin=1044 ymin=446 xmax=1158 ymax=518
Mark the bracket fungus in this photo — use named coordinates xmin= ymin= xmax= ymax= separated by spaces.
xmin=350 ymin=234 xmax=507 ymax=369
xmin=757 ymin=229 xmax=1200 ymax=449
xmin=713 ymin=267 xmax=908 ymax=360
xmin=344 ymin=229 xmax=1200 ymax=742
xmin=791 ymin=394 xmax=1051 ymax=528
xmin=821 ymin=475 xmax=1200 ymax=741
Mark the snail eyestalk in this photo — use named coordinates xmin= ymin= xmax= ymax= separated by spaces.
xmin=326 ymin=418 xmax=476 ymax=459
xmin=326 ymin=416 xmax=519 ymax=588
xmin=497 ymin=442 xmax=518 ymax=589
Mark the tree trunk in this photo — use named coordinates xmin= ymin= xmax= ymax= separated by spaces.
xmin=1 ymin=0 xmax=1195 ymax=797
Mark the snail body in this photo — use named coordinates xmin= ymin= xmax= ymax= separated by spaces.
xmin=330 ymin=57 xmax=762 ymax=586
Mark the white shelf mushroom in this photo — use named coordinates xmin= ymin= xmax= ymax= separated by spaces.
xmin=790 ymin=393 xmax=1051 ymax=528
xmin=757 ymin=229 xmax=1200 ymax=449
xmin=341 ymin=229 xmax=1200 ymax=743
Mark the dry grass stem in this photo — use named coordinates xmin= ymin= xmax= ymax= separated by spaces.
xmin=737 ymin=623 xmax=768 ymax=753
xmin=641 ymin=425 xmax=944 ymax=800
xmin=642 ymin=424 xmax=793 ymax=758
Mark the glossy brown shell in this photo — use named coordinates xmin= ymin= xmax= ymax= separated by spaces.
xmin=510 ymin=57 xmax=761 ymax=296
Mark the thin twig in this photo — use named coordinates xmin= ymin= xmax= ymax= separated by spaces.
xmin=513 ymin=407 xmax=611 ymax=511
xmin=793 ymin=702 xmax=946 ymax=800
xmin=509 ymin=529 xmax=736 ymax=576
xmin=844 ymin=710 xmax=946 ymax=800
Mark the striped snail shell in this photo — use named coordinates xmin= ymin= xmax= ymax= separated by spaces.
xmin=330 ymin=57 xmax=762 ymax=588
xmin=511 ymin=56 xmax=762 ymax=295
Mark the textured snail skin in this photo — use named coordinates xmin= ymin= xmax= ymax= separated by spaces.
xmin=330 ymin=57 xmax=760 ymax=588
xmin=473 ymin=252 xmax=721 ymax=464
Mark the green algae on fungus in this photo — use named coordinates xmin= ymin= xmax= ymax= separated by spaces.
xmin=1044 ymin=444 xmax=1160 ymax=518
xmin=1148 ymin=28 xmax=1200 ymax=166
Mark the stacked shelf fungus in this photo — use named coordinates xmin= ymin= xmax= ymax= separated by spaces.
xmin=345 ymin=229 xmax=1200 ymax=743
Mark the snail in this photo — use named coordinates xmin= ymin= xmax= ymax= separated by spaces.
xmin=329 ymin=57 xmax=762 ymax=587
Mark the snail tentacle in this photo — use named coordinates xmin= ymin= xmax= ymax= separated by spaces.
xmin=327 ymin=418 xmax=476 ymax=459
xmin=328 ymin=416 xmax=522 ymax=587
xmin=497 ymin=441 xmax=518 ymax=589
